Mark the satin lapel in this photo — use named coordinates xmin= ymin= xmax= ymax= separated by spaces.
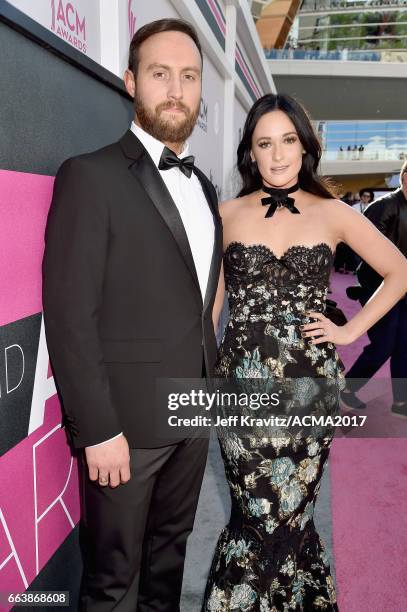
xmin=121 ymin=132 xmax=201 ymax=296
xmin=193 ymin=167 xmax=223 ymax=312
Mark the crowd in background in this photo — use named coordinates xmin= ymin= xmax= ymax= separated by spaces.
xmin=339 ymin=161 xmax=407 ymax=416
xmin=334 ymin=187 xmax=375 ymax=273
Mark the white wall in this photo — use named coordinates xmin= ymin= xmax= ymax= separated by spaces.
xmin=189 ymin=55 xmax=225 ymax=199
xmin=8 ymin=0 xmax=101 ymax=62
xmin=117 ymin=0 xmax=179 ymax=77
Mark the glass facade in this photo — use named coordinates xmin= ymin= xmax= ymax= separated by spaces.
xmin=316 ymin=120 xmax=407 ymax=160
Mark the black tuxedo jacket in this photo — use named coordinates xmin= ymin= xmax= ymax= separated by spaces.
xmin=358 ymin=188 xmax=407 ymax=294
xmin=42 ymin=130 xmax=223 ymax=448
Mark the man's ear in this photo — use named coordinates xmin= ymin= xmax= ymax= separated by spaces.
xmin=124 ymin=70 xmax=136 ymax=98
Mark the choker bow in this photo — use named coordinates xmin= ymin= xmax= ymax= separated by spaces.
xmin=261 ymin=183 xmax=300 ymax=218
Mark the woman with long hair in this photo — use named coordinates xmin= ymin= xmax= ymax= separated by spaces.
xmin=202 ymin=93 xmax=407 ymax=611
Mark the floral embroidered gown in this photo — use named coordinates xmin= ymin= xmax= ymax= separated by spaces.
xmin=202 ymin=242 xmax=345 ymax=612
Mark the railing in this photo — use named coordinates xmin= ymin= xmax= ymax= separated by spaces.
xmin=265 ymin=48 xmax=407 ymax=61
xmin=322 ymin=149 xmax=407 ymax=161
xmin=300 ymin=0 xmax=407 ymax=13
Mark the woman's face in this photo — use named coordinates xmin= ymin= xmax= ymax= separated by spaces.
xmin=251 ymin=110 xmax=304 ymax=189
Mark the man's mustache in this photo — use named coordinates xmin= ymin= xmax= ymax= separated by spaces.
xmin=156 ymin=101 xmax=190 ymax=116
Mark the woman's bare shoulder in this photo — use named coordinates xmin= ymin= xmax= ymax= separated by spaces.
xmin=311 ymin=196 xmax=355 ymax=216
xmin=219 ymin=195 xmax=250 ymax=218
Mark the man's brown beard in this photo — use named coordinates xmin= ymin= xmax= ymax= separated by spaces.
xmin=135 ymin=94 xmax=199 ymax=144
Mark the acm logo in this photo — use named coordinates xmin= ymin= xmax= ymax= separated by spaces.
xmin=50 ymin=0 xmax=87 ymax=53
xmin=197 ymin=98 xmax=208 ymax=133
xmin=128 ymin=0 xmax=137 ymax=39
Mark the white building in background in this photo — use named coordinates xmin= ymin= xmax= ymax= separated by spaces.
xmin=255 ymin=0 xmax=407 ymax=190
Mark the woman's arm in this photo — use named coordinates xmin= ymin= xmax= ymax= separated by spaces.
xmin=212 ymin=261 xmax=225 ymax=334
xmin=303 ymin=201 xmax=407 ymax=345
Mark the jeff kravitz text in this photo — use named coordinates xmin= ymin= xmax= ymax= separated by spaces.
xmin=168 ymin=414 xmax=367 ymax=428
xmin=166 ymin=390 xmax=366 ymax=429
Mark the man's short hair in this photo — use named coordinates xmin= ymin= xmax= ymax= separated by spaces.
xmin=400 ymin=160 xmax=407 ymax=184
xmin=128 ymin=18 xmax=203 ymax=77
xmin=359 ymin=188 xmax=374 ymax=201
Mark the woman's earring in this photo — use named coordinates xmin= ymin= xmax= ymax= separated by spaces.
xmin=251 ymin=159 xmax=258 ymax=171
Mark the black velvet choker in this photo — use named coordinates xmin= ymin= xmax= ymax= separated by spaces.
xmin=261 ymin=183 xmax=300 ymax=218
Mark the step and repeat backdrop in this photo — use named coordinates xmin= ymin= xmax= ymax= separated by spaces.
xmin=0 ymin=0 xmax=271 ymax=608
xmin=0 ymin=16 xmax=133 ymax=610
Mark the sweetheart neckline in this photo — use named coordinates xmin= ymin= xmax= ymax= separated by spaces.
xmin=224 ymin=241 xmax=335 ymax=261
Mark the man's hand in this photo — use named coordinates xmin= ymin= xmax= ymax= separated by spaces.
xmin=85 ymin=434 xmax=131 ymax=488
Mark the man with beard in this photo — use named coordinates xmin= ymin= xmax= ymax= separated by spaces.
xmin=42 ymin=19 xmax=222 ymax=611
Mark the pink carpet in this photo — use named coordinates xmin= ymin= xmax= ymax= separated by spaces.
xmin=329 ymin=272 xmax=407 ymax=611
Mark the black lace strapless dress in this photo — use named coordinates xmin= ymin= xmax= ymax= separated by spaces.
xmin=202 ymin=242 xmax=345 ymax=612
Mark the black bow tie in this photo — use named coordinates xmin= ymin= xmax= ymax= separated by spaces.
xmin=261 ymin=183 xmax=300 ymax=218
xmin=158 ymin=146 xmax=195 ymax=178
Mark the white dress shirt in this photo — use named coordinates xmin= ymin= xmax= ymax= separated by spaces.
xmin=89 ymin=123 xmax=215 ymax=448
xmin=130 ymin=122 xmax=214 ymax=297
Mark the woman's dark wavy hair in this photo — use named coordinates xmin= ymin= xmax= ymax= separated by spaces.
xmin=237 ymin=93 xmax=337 ymax=199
